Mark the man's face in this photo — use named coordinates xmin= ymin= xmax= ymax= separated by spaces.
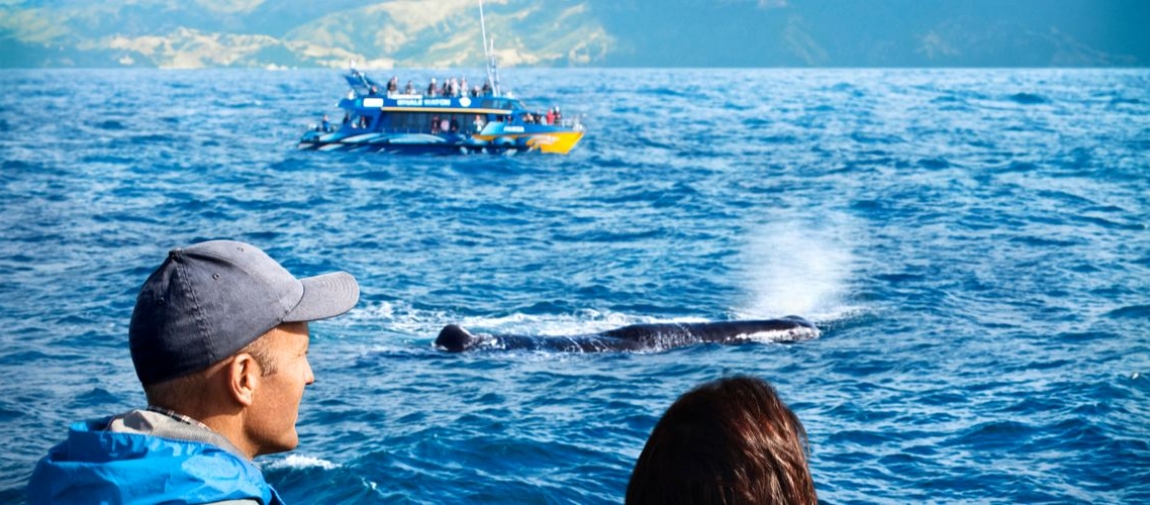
xmin=247 ymin=321 xmax=314 ymax=456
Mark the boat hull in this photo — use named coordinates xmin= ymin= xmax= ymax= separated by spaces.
xmin=297 ymin=130 xmax=583 ymax=155
xmin=475 ymin=130 xmax=584 ymax=154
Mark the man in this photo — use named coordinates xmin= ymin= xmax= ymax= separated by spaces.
xmin=28 ymin=240 xmax=360 ymax=504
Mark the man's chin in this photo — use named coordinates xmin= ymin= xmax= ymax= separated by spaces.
xmin=256 ymin=435 xmax=299 ymax=457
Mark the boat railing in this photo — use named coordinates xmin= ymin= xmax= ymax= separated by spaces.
xmin=556 ymin=117 xmax=583 ymax=131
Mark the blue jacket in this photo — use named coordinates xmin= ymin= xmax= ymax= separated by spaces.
xmin=28 ymin=417 xmax=284 ymax=505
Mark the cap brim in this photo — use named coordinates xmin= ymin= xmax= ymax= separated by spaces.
xmin=284 ymin=272 xmax=360 ymax=322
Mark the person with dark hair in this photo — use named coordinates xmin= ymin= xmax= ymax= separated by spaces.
xmin=27 ymin=240 xmax=360 ymax=504
xmin=626 ymin=376 xmax=817 ymax=505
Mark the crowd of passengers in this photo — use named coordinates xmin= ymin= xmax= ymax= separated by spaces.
xmin=365 ymin=76 xmax=495 ymax=98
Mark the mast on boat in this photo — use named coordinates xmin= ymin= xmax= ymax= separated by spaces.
xmin=479 ymin=0 xmax=501 ymax=96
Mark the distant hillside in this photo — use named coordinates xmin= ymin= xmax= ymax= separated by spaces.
xmin=0 ymin=0 xmax=613 ymax=69
xmin=1 ymin=0 xmax=1146 ymax=68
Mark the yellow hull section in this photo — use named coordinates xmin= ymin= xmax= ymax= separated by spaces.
xmin=475 ymin=130 xmax=585 ymax=154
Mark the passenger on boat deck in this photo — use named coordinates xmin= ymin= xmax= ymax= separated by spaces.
xmin=471 ymin=86 xmax=481 ymax=97
xmin=482 ymin=80 xmax=493 ymax=96
xmin=427 ymin=78 xmax=438 ymax=97
xmin=369 ymin=85 xmax=378 ymax=96
xmin=473 ymin=114 xmax=486 ymax=131
xmin=404 ymin=80 xmax=415 ymax=94
xmin=440 ymin=117 xmax=450 ymax=133
xmin=460 ymin=78 xmax=469 ymax=96
xmin=320 ymin=114 xmax=331 ymax=132
xmin=545 ymin=108 xmax=555 ymax=125
xmin=553 ymin=106 xmax=562 ymax=123
xmin=430 ymin=116 xmax=440 ymax=134
xmin=387 ymin=77 xmax=398 ymax=94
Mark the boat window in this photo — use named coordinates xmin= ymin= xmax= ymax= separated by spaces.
xmin=387 ymin=112 xmax=448 ymax=133
xmin=398 ymin=112 xmax=417 ymax=132
xmin=481 ymin=98 xmax=522 ymax=110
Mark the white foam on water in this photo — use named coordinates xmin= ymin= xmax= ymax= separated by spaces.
xmin=264 ymin=454 xmax=339 ymax=471
xmin=734 ymin=326 xmax=822 ymax=344
xmin=464 ymin=309 xmax=723 ymax=337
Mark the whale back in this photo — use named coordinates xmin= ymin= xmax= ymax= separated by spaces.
xmin=436 ymin=317 xmax=819 ymax=353
xmin=602 ymin=317 xmax=819 ymax=349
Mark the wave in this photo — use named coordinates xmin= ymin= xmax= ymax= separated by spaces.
xmin=264 ymin=454 xmax=340 ymax=471
xmin=850 ymin=131 xmax=905 ymax=144
xmin=1007 ymin=92 xmax=1049 ymax=105
xmin=1105 ymin=305 xmax=1150 ymax=320
xmin=94 ymin=119 xmax=127 ymax=131
xmin=918 ymin=157 xmax=951 ymax=170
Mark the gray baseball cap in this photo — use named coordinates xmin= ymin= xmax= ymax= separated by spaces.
xmin=129 ymin=240 xmax=360 ymax=385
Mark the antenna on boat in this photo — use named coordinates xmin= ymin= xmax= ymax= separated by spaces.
xmin=479 ymin=0 xmax=501 ymax=96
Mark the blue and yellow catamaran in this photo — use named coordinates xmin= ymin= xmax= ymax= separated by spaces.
xmin=298 ymin=1 xmax=585 ymax=155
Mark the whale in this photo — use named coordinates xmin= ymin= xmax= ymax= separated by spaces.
xmin=434 ymin=316 xmax=819 ymax=353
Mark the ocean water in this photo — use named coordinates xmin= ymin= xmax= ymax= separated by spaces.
xmin=1 ymin=67 xmax=1148 ymax=504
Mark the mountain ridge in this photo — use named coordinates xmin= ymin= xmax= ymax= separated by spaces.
xmin=1 ymin=0 xmax=1146 ymax=68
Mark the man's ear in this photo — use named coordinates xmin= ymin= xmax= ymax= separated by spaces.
xmin=226 ymin=353 xmax=261 ymax=407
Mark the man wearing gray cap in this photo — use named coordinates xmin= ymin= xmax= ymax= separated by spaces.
xmin=28 ymin=240 xmax=360 ymax=504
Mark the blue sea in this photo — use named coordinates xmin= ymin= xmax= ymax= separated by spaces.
xmin=1 ymin=67 xmax=1148 ymax=504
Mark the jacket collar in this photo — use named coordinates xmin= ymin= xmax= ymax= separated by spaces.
xmin=106 ymin=408 xmax=248 ymax=459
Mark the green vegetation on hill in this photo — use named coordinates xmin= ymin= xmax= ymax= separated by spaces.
xmin=1 ymin=0 xmax=1145 ymax=68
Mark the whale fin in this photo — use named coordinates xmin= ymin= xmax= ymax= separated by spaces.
xmin=435 ymin=324 xmax=475 ymax=352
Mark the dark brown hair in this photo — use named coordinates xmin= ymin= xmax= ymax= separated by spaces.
xmin=626 ymin=376 xmax=816 ymax=505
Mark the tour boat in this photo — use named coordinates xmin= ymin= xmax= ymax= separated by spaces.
xmin=297 ymin=72 xmax=584 ymax=155
xmin=297 ymin=2 xmax=584 ymax=155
